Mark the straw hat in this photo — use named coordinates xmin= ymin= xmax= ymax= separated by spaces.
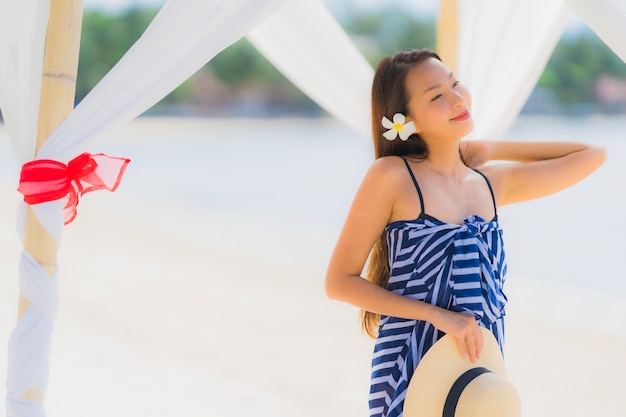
xmin=403 ymin=327 xmax=521 ymax=417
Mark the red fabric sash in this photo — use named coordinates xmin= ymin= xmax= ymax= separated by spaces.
xmin=18 ymin=152 xmax=130 ymax=225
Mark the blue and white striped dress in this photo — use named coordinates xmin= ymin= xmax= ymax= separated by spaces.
xmin=368 ymin=159 xmax=508 ymax=417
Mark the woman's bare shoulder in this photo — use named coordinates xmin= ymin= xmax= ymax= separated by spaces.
xmin=369 ymin=155 xmax=409 ymax=176
xmin=356 ymin=156 xmax=410 ymax=198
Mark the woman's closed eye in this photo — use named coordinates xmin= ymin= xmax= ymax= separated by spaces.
xmin=431 ymin=82 xmax=461 ymax=101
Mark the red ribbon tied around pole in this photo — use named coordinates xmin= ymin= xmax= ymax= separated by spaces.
xmin=18 ymin=152 xmax=131 ymax=225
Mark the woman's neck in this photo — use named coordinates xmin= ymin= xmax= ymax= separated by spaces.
xmin=423 ymin=137 xmax=466 ymax=178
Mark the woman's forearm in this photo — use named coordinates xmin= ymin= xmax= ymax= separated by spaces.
xmin=326 ymin=273 xmax=484 ymax=359
xmin=326 ymin=273 xmax=437 ymax=322
xmin=486 ymin=140 xmax=598 ymax=163
xmin=475 ymin=139 xmax=606 ymax=205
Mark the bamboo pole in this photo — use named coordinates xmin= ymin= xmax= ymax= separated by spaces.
xmin=18 ymin=0 xmax=83 ymax=404
xmin=436 ymin=0 xmax=458 ymax=73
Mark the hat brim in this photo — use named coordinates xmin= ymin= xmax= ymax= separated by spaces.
xmin=403 ymin=327 xmax=510 ymax=417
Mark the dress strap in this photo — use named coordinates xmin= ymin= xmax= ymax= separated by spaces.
xmin=471 ymin=168 xmax=498 ymax=217
xmin=401 ymin=157 xmax=425 ymax=215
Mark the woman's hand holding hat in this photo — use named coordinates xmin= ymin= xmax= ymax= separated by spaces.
xmin=427 ymin=306 xmax=483 ymax=362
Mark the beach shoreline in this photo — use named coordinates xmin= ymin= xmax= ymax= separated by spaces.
xmin=1 ymin=116 xmax=625 ymax=416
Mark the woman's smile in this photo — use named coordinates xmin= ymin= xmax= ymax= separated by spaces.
xmin=451 ymin=109 xmax=470 ymax=121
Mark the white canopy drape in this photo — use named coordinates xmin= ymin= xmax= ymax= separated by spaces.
xmin=456 ymin=0 xmax=569 ymax=139
xmin=249 ymin=0 xmax=571 ymax=141
xmin=247 ymin=0 xmax=373 ymax=137
xmin=0 ymin=0 xmax=48 ymax=165
xmin=1 ymin=0 xmax=624 ymax=416
xmin=2 ymin=0 xmax=293 ymax=415
xmin=37 ymin=0 xmax=291 ymax=162
xmin=562 ymin=0 xmax=626 ymax=63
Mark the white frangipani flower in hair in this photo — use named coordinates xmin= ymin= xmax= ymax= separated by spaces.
xmin=381 ymin=113 xmax=415 ymax=141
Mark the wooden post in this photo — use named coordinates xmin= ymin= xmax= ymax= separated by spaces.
xmin=437 ymin=0 xmax=458 ymax=73
xmin=18 ymin=0 xmax=83 ymax=404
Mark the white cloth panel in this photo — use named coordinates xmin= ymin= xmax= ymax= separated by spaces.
xmin=247 ymin=0 xmax=374 ymax=138
xmin=456 ymin=0 xmax=569 ymax=139
xmin=3 ymin=1 xmax=293 ymax=415
xmin=0 ymin=0 xmax=49 ymax=164
xmin=37 ymin=0 xmax=292 ymax=162
xmin=562 ymin=0 xmax=626 ymax=63
xmin=0 ymin=2 xmax=57 ymax=416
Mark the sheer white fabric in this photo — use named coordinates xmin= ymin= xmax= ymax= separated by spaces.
xmin=456 ymin=0 xmax=568 ymax=139
xmin=0 ymin=0 xmax=48 ymax=164
xmin=563 ymin=0 xmax=626 ymax=63
xmin=249 ymin=0 xmax=571 ymax=142
xmin=3 ymin=1 xmax=293 ymax=415
xmin=247 ymin=0 xmax=374 ymax=137
xmin=38 ymin=0 xmax=291 ymax=162
xmin=0 ymin=2 xmax=56 ymax=416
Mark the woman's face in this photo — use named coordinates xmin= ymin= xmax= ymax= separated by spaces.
xmin=404 ymin=58 xmax=474 ymax=141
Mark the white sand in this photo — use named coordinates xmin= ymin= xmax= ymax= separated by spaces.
xmin=1 ymin=117 xmax=625 ymax=416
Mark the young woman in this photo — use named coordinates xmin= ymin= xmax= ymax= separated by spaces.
xmin=324 ymin=49 xmax=606 ymax=417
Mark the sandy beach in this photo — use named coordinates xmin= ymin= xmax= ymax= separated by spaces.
xmin=1 ymin=116 xmax=625 ymax=416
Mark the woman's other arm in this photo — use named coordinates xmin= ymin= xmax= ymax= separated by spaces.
xmin=325 ymin=157 xmax=428 ymax=317
xmin=325 ymin=157 xmax=484 ymax=360
xmin=462 ymin=140 xmax=607 ymax=206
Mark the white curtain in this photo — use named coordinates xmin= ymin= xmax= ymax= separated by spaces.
xmin=2 ymin=0 xmax=294 ymax=415
xmin=456 ymin=0 xmax=569 ymax=139
xmin=37 ymin=0 xmax=291 ymax=162
xmin=248 ymin=0 xmax=572 ymax=142
xmin=562 ymin=0 xmax=626 ymax=63
xmin=0 ymin=0 xmax=48 ymax=165
xmin=247 ymin=0 xmax=374 ymax=138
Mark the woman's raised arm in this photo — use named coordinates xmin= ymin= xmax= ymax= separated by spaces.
xmin=463 ymin=140 xmax=607 ymax=206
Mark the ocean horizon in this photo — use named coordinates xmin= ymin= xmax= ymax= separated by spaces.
xmin=1 ymin=114 xmax=624 ymax=417
xmin=2 ymin=115 xmax=624 ymax=296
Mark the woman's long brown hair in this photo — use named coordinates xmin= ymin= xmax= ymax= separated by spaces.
xmin=360 ymin=49 xmax=441 ymax=338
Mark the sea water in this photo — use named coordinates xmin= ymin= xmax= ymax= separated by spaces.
xmin=1 ymin=115 xmax=625 ymax=332
xmin=103 ymin=115 xmax=626 ymax=342
xmin=1 ymin=115 xmax=625 ymax=417
xmin=97 ymin=117 xmax=625 ymax=279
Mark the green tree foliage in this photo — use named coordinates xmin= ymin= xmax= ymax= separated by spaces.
xmin=208 ymin=38 xmax=286 ymax=86
xmin=75 ymin=8 xmax=625 ymax=115
xmin=539 ymin=31 xmax=626 ymax=108
xmin=77 ymin=8 xmax=308 ymax=114
xmin=78 ymin=8 xmax=157 ymax=101
xmin=342 ymin=8 xmax=436 ymax=64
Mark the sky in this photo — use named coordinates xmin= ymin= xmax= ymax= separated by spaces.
xmin=82 ymin=0 xmax=586 ymax=32
xmin=82 ymin=0 xmax=439 ymax=16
